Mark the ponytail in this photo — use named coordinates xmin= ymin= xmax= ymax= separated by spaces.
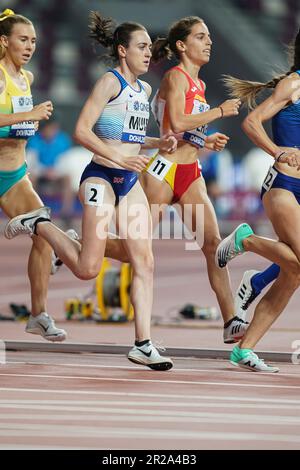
xmin=223 ymin=74 xmax=287 ymax=109
xmin=88 ymin=11 xmax=115 ymax=49
xmin=152 ymin=37 xmax=172 ymax=62
xmin=289 ymin=28 xmax=300 ymax=72
xmin=223 ymin=27 xmax=300 ymax=109
xmin=88 ymin=10 xmax=147 ymax=62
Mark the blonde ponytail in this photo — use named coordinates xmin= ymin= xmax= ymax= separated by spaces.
xmin=223 ymin=74 xmax=288 ymax=109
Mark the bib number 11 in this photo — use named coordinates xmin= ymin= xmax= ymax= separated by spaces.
xmin=147 ymin=156 xmax=172 ymax=181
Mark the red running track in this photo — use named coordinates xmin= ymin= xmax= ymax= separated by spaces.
xmin=0 ymin=234 xmax=300 ymax=449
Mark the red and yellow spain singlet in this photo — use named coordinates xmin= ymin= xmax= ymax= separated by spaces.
xmin=151 ymin=66 xmax=210 ymax=149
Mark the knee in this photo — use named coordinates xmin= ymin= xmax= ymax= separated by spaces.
xmin=286 ymin=275 xmax=300 ymax=292
xmin=202 ymin=235 xmax=221 ymax=258
xmin=287 ymin=264 xmax=300 ymax=289
xmin=287 ymin=250 xmax=300 ymax=275
xmin=75 ymin=263 xmax=100 ymax=281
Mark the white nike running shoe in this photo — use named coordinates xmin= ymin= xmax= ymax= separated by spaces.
xmin=26 ymin=312 xmax=67 ymax=342
xmin=128 ymin=341 xmax=173 ymax=370
xmin=4 ymin=207 xmax=51 ymax=239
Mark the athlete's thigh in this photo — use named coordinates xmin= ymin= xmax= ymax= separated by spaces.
xmin=0 ymin=176 xmax=43 ymax=219
xmin=263 ymin=188 xmax=300 ymax=259
xmin=79 ymin=177 xmax=116 ymax=263
xmin=117 ymin=181 xmax=153 ymax=260
xmin=139 ymin=172 xmax=173 ymax=228
xmin=140 ymin=171 xmax=173 ymax=205
xmin=178 ymin=176 xmax=220 ymax=240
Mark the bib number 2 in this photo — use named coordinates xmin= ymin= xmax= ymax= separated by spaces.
xmin=84 ymin=182 xmax=105 ymax=206
xmin=262 ymin=166 xmax=277 ymax=192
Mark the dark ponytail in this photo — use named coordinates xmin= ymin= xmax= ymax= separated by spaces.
xmin=151 ymin=37 xmax=172 ymax=62
xmin=89 ymin=11 xmax=147 ymax=62
xmin=88 ymin=11 xmax=114 ymax=49
xmin=289 ymin=28 xmax=300 ymax=72
xmin=152 ymin=16 xmax=204 ymax=63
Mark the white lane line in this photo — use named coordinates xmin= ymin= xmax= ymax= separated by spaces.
xmin=1 ymin=387 xmax=300 ymax=403
xmin=1 ymin=413 xmax=300 ymax=427
xmin=0 ymin=372 xmax=299 ymax=389
xmin=1 ymin=423 xmax=300 ymax=443
xmin=6 ymin=361 xmax=300 ymax=377
xmin=0 ymin=399 xmax=299 ymax=410
xmin=1 ymin=407 xmax=300 ymax=425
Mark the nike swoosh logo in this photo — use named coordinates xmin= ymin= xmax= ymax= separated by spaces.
xmin=21 ymin=215 xmax=39 ymax=226
xmin=137 ymin=348 xmax=152 ymax=357
xmin=37 ymin=321 xmax=49 ymax=332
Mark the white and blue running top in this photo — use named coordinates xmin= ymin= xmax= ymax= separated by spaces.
xmin=93 ymin=69 xmax=150 ymax=144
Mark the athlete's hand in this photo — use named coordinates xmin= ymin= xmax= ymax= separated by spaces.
xmin=205 ymin=132 xmax=230 ymax=151
xmin=34 ymin=121 xmax=39 ymax=132
xmin=120 ymin=155 xmax=150 ymax=172
xmin=275 ymin=149 xmax=300 ymax=171
xmin=159 ymin=135 xmax=177 ymax=153
xmin=30 ymin=101 xmax=53 ymax=121
xmin=218 ymin=99 xmax=241 ymax=117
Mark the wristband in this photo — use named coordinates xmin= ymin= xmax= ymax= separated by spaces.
xmin=219 ymin=106 xmax=224 ymax=118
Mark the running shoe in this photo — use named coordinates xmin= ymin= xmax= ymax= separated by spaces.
xmin=215 ymin=223 xmax=254 ymax=268
xmin=26 ymin=312 xmax=67 ymax=342
xmin=223 ymin=316 xmax=248 ymax=344
xmin=128 ymin=340 xmax=173 ymax=370
xmin=4 ymin=207 xmax=51 ymax=239
xmin=235 ymin=270 xmax=261 ymax=320
xmin=230 ymin=345 xmax=279 ymax=373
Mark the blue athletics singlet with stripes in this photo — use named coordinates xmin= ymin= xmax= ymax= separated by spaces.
xmin=272 ymin=70 xmax=300 ymax=148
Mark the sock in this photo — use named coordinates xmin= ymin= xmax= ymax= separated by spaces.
xmin=135 ymin=339 xmax=150 ymax=347
xmin=251 ymin=264 xmax=280 ymax=293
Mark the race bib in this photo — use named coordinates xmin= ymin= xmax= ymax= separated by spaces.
xmin=121 ymin=95 xmax=149 ymax=144
xmin=9 ymin=95 xmax=35 ymax=138
xmin=147 ymin=155 xmax=173 ymax=181
xmin=262 ymin=166 xmax=277 ymax=192
xmin=84 ymin=182 xmax=105 ymax=206
xmin=183 ymin=100 xmax=210 ymax=148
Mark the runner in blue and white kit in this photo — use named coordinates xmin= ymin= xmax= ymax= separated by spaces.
xmin=215 ymin=28 xmax=300 ymax=372
xmin=5 ymin=11 xmax=176 ymax=370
